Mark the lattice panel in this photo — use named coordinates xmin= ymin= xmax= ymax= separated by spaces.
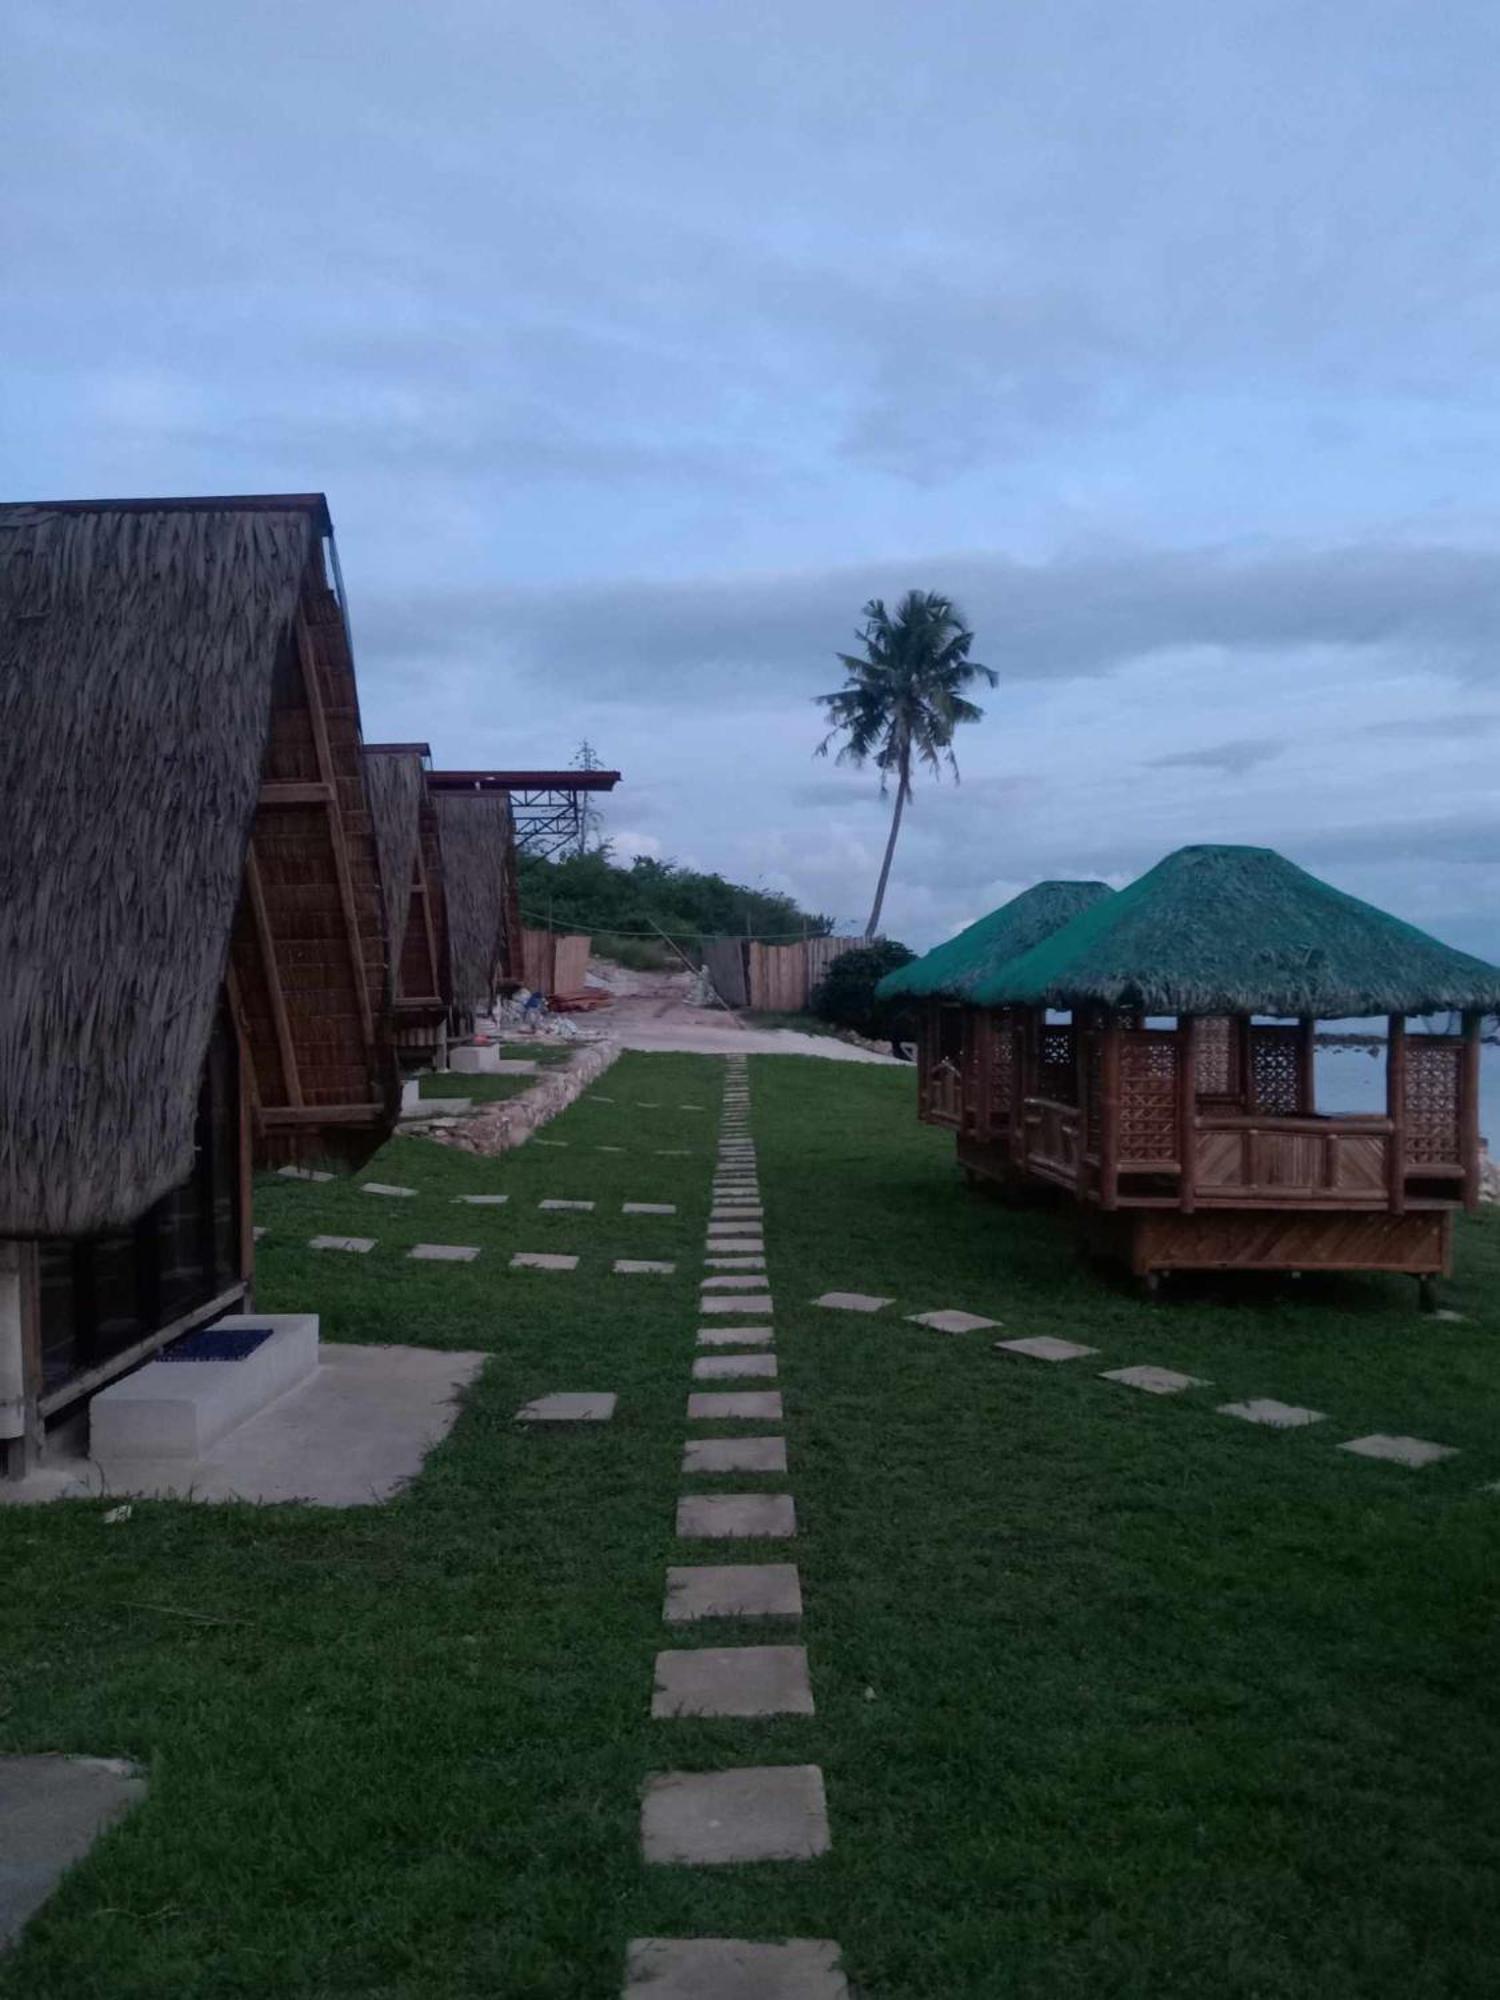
xmin=1195 ymin=1015 xmax=1240 ymax=1097
xmin=1405 ymin=1038 xmax=1461 ymax=1165
xmin=1118 ymin=1033 xmax=1178 ymax=1161
xmin=1250 ymin=1027 xmax=1301 ymax=1116
xmin=1084 ymin=1035 xmax=1103 ymax=1155
xmin=989 ymin=1019 xmax=1017 ymax=1125
xmin=1037 ymin=1026 xmax=1076 ymax=1105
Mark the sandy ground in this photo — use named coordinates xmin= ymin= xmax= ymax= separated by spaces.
xmin=566 ymin=963 xmax=904 ymax=1063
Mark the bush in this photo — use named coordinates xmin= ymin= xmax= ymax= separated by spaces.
xmin=811 ymin=940 xmax=917 ymax=1041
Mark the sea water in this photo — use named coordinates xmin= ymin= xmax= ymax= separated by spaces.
xmin=1316 ymin=1039 xmax=1500 ymax=1150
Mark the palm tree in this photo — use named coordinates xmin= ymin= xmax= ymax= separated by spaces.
xmin=815 ymin=590 xmax=995 ymax=938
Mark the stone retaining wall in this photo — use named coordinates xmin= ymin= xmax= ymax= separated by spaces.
xmin=426 ymin=1040 xmax=623 ymax=1157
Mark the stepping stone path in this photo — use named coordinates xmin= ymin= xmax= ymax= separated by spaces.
xmin=624 ymin=1202 xmax=677 ymax=1215
xmin=616 ymin=1259 xmax=675 ymax=1275
xmin=516 ymin=1392 xmax=616 ymax=1423
xmin=814 ymin=1292 xmax=891 ymax=1314
xmin=455 ymin=1193 xmax=508 ymax=1205
xmin=637 ymin=1056 xmax=842 ymax=1983
xmin=309 ymin=1234 xmax=375 ymax=1254
xmin=407 ymin=1243 xmax=480 ymax=1263
xmin=361 ymin=1183 xmax=416 ymax=1198
xmin=511 ymin=1252 xmax=579 ymax=1272
xmin=1217 ymin=1397 xmax=1326 ymax=1428
xmin=540 ymin=1199 xmax=594 ymax=1211
xmin=1339 ymin=1433 xmax=1457 ymax=1468
xmin=910 ymin=1309 xmax=998 ymax=1334
xmin=995 ymin=1334 xmax=1098 ymax=1362
xmin=1102 ymin=1364 xmax=1209 ymax=1395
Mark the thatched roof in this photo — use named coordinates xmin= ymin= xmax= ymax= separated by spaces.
xmin=362 ymin=747 xmax=425 ymax=1005
xmin=982 ymin=844 xmax=1500 ymax=1017
xmin=433 ymin=790 xmax=513 ymax=1007
xmin=878 ymin=881 xmax=1114 ymax=1002
xmin=0 ymin=499 xmax=317 ymax=1236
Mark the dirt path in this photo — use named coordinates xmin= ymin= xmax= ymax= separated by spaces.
xmin=580 ymin=963 xmax=901 ymax=1064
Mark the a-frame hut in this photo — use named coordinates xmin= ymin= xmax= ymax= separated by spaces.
xmin=880 ymin=881 xmax=1114 ymax=1179
xmin=364 ymin=743 xmax=453 ymax=1066
xmin=977 ymin=845 xmax=1500 ymax=1296
xmin=431 ymin=785 xmax=521 ymax=1028
xmin=0 ymin=495 xmax=398 ymax=1468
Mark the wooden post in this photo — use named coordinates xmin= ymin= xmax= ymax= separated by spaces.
xmin=1387 ymin=1014 xmax=1407 ymax=1214
xmin=244 ymin=847 xmax=302 ymax=1106
xmin=1460 ymin=1009 xmax=1482 ymax=1209
xmin=1099 ymin=1014 xmax=1121 ymax=1210
xmin=1178 ymin=1015 xmax=1198 ymax=1212
xmin=1236 ymin=1013 xmax=1254 ymax=1110
xmin=1295 ymin=1017 xmax=1316 ymax=1115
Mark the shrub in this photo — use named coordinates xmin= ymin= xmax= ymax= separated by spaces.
xmin=811 ymin=940 xmax=917 ymax=1041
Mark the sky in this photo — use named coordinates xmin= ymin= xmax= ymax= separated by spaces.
xmin=6 ymin=0 xmax=1499 ymax=954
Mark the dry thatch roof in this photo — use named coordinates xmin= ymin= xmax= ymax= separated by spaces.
xmin=878 ymin=881 xmax=1114 ymax=1003
xmin=362 ymin=747 xmax=425 ymax=1006
xmin=982 ymin=844 xmax=1500 ymax=1017
xmin=434 ymin=790 xmax=513 ymax=1008
xmin=0 ymin=500 xmax=316 ymax=1236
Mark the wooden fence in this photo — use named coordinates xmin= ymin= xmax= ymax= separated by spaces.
xmin=521 ymin=928 xmax=592 ymax=996
xmin=707 ymin=935 xmax=857 ymax=1012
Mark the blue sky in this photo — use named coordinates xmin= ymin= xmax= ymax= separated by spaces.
xmin=6 ymin=0 xmax=1499 ymax=952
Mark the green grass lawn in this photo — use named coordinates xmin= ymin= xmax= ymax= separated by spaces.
xmin=2 ymin=1053 xmax=1498 ymax=1996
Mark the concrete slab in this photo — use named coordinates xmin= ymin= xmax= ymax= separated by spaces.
xmin=640 ymin=1766 xmax=829 ymax=1865
xmin=701 ymin=1295 xmax=774 ymax=1314
xmin=90 ymin=1314 xmax=319 ymax=1461
xmin=995 ymin=1335 xmax=1099 ymax=1362
xmin=309 ymin=1235 xmax=376 ymax=1254
xmin=516 ymin=1392 xmax=617 ymax=1423
xmin=656 ymin=1149 xmax=694 ymax=1157
xmin=361 ymin=1183 xmax=416 ymax=1198
xmin=597 ymin=1145 xmax=624 ymax=1152
xmin=702 ymin=1275 xmax=771 ymax=1291
xmin=407 ymin=1243 xmax=480 ymax=1262
xmin=623 ymin=1937 xmax=848 ymax=1998
xmin=0 ymin=1755 xmax=148 ymax=1948
xmin=1102 ymin=1365 xmax=1209 ymax=1395
xmin=540 ymin=1199 xmax=595 ymax=1211
xmin=533 ymin=1138 xmax=567 ymax=1146
xmin=705 ymin=1257 xmax=767 ymax=1272
xmin=624 ymin=1203 xmax=677 ymax=1215
xmin=712 ymin=1208 xmax=764 ymax=1219
xmin=663 ymin=1564 xmax=802 ymax=1622
xmin=709 ymin=1221 xmax=762 ymax=1235
xmin=698 ymin=1326 xmax=774 ymax=1346
xmin=276 ymin=1165 xmax=333 ymax=1182
xmin=511 ymin=1252 xmax=580 ymax=1271
xmin=909 ymin=1309 xmax=998 ymax=1334
xmin=708 ymin=1242 xmax=765 ymax=1257
xmin=688 ymin=1391 xmax=783 ymax=1421
xmin=455 ymin=1194 xmax=509 ymax=1205
xmin=652 ymin=1645 xmax=813 ymax=1719
xmin=1338 ymin=1433 xmax=1458 ymax=1468
xmin=692 ymin=1354 xmax=778 ymax=1382
xmin=1434 ymin=1308 xmax=1466 ymax=1323
xmin=677 ymin=1493 xmax=796 ymax=1539
xmin=85 ymin=1344 xmax=485 ymax=1506
xmin=1216 ymin=1398 xmax=1327 ymax=1428
xmin=814 ymin=1292 xmax=892 ymax=1314
xmin=615 ymin=1260 xmax=676 ymax=1275
xmin=683 ymin=1436 xmax=787 ymax=1474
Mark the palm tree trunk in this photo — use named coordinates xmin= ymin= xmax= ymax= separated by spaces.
xmin=865 ymin=779 xmax=907 ymax=938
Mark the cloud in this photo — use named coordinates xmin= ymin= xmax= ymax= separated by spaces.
xmin=1148 ymin=737 xmax=1286 ymax=776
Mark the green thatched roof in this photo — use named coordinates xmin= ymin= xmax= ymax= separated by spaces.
xmin=878 ymin=881 xmax=1115 ymax=1002
xmin=980 ymin=844 xmax=1500 ymax=1017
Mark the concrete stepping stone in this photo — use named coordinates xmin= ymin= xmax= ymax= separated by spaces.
xmin=706 ymin=1257 xmax=767 ymax=1272
xmin=652 ymin=1645 xmax=813 ymax=1718
xmin=624 ymin=1937 xmax=848 ymax=1998
xmin=0 ymin=1754 xmax=148 ymax=1949
xmin=533 ymin=1138 xmax=567 ymax=1147
xmin=624 ymin=1202 xmax=677 ymax=1215
xmin=406 ymin=1242 xmax=480 ymax=1262
xmin=361 ymin=1183 xmax=416 ymax=1198
xmin=591 ymin=1095 xmax=616 ymax=1103
xmin=615 ymin=1259 xmax=676 ymax=1275
xmin=1102 ymin=1364 xmax=1209 ymax=1395
xmin=640 ymin=1765 xmax=828 ymax=1864
xmin=1338 ymin=1433 xmax=1458 ymax=1468
xmin=692 ymin=1354 xmax=779 ymax=1381
xmin=276 ymin=1164 xmax=334 ymax=1182
xmin=656 ymin=1148 xmax=693 ymax=1156
xmin=598 ymin=1145 xmax=625 ymax=1152
xmin=712 ymin=1208 xmax=764 ymax=1220
xmin=698 ymin=1326 xmax=774 ymax=1346
xmin=1216 ymin=1397 xmax=1327 ymax=1428
xmin=702 ymin=1275 xmax=771 ymax=1291
xmin=511 ymin=1252 xmax=580 ymax=1272
xmin=689 ymin=1391 xmax=783 ymax=1421
xmin=683 ymin=1435 xmax=787 ymax=1474
xmin=680 ymin=1103 xmax=707 ymax=1110
xmin=309 ymin=1235 xmax=375 ymax=1254
xmin=1434 ymin=1308 xmax=1466 ymax=1323
xmin=252 ymin=1226 xmax=267 ymax=1241
xmin=910 ymin=1309 xmax=998 ymax=1334
xmin=516 ymin=1392 xmax=616 ymax=1422
xmin=701 ymin=1294 xmax=774 ymax=1314
xmin=709 ymin=1243 xmax=766 ymax=1256
xmin=663 ymin=1564 xmax=802 ymax=1622
xmin=637 ymin=1102 xmax=662 ymax=1108
xmin=814 ymin=1292 xmax=892 ymax=1314
xmin=455 ymin=1194 xmax=509 ymax=1205
xmin=677 ymin=1493 xmax=795 ymax=1538
xmin=709 ymin=1221 xmax=763 ymax=1236
xmin=995 ymin=1334 xmax=1098 ymax=1362
xmin=540 ymin=1199 xmax=595 ymax=1211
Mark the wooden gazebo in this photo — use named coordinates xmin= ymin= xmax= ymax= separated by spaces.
xmin=0 ymin=495 xmax=399 ymax=1467
xmin=879 ymin=881 xmax=1113 ymax=1182
xmin=364 ymin=743 xmax=453 ymax=1065
xmin=972 ymin=845 xmax=1500 ymax=1298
